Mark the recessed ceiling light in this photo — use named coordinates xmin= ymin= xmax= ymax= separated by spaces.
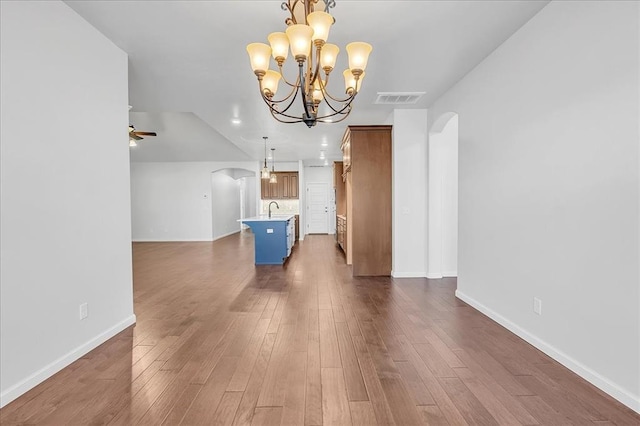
xmin=231 ymin=118 xmax=242 ymax=125
xmin=324 ymin=160 xmax=329 ymax=166
xmin=321 ymin=141 xmax=328 ymax=147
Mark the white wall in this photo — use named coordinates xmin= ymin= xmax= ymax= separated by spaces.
xmin=211 ymin=170 xmax=242 ymax=240
xmin=430 ymin=1 xmax=640 ymax=411
xmin=240 ymin=176 xmax=257 ymax=229
xmin=392 ymin=110 xmax=428 ymax=277
xmin=304 ymin=166 xmax=335 ymax=234
xmin=130 ymin=161 xmax=258 ymax=241
xmin=428 ymin=114 xmax=459 ymax=278
xmin=0 ymin=0 xmax=134 ymax=406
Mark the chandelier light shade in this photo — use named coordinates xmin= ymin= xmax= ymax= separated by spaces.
xmin=246 ymin=0 xmax=372 ymax=128
xmin=261 ymin=136 xmax=271 ymax=179
xmin=269 ymin=148 xmax=278 ymax=184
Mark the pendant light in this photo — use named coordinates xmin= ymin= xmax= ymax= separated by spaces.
xmin=261 ymin=136 xmax=271 ymax=179
xmin=269 ymin=148 xmax=277 ymax=184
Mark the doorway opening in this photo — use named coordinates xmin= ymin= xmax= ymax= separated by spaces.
xmin=210 ymin=168 xmax=256 ymax=240
xmin=306 ymin=182 xmax=330 ymax=234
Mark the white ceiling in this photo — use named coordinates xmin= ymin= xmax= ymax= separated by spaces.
xmin=65 ymin=0 xmax=549 ymax=165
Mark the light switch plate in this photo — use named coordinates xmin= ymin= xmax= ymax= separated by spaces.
xmin=533 ymin=297 xmax=542 ymax=315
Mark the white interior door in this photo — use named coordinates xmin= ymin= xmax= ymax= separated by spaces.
xmin=306 ymin=182 xmax=329 ymax=234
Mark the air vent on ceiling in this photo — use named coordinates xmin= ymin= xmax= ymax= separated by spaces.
xmin=375 ymin=92 xmax=425 ymax=105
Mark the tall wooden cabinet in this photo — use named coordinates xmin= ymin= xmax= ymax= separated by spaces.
xmin=342 ymin=125 xmax=392 ymax=276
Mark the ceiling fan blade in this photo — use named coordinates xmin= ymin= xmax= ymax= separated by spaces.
xmin=130 ymin=133 xmax=143 ymax=140
xmin=133 ymin=131 xmax=157 ymax=136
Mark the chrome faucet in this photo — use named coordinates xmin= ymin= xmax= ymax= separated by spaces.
xmin=268 ymin=201 xmax=279 ymax=218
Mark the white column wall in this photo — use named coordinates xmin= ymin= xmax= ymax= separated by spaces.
xmin=440 ymin=118 xmax=458 ymax=276
xmin=0 ymin=1 xmax=134 ymax=406
xmin=427 ymin=115 xmax=459 ymax=278
xmin=430 ymin=1 xmax=639 ymax=411
xmin=392 ymin=110 xmax=428 ymax=277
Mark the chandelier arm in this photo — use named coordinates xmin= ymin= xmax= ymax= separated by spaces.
xmin=318 ymin=74 xmax=356 ymax=103
xmin=282 ymin=0 xmax=300 ymax=25
xmin=261 ymin=87 xmax=302 ymax=119
xmin=318 ymin=89 xmax=356 ymax=114
xmin=316 ymin=94 xmax=356 ymax=118
xmin=324 ymin=0 xmax=336 ymax=12
xmin=317 ymin=110 xmax=351 ymax=124
xmin=270 ymin=114 xmax=304 ymax=124
xmin=277 ymin=63 xmax=300 ymax=88
xmin=321 ymin=90 xmax=356 ymax=105
xmin=257 ymin=71 xmax=299 ymax=104
xmin=318 ymin=111 xmax=352 ymax=124
xmin=268 ymin=101 xmax=311 ymax=121
xmin=268 ymin=105 xmax=305 ymax=123
xmin=316 ymin=103 xmax=353 ymax=122
xmin=263 ymin=78 xmax=299 ymax=104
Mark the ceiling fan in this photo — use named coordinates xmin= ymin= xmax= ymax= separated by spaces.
xmin=129 ymin=125 xmax=156 ymax=147
xmin=129 ymin=125 xmax=156 ymax=140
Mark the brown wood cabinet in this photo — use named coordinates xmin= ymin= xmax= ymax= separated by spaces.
xmin=261 ymin=171 xmax=299 ymax=200
xmin=342 ymin=125 xmax=392 ymax=276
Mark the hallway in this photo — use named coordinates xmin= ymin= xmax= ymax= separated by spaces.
xmin=1 ymin=233 xmax=638 ymax=425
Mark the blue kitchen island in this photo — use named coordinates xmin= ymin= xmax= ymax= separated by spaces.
xmin=239 ymin=215 xmax=296 ymax=265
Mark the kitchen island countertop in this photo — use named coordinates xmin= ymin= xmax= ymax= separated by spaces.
xmin=239 ymin=214 xmax=296 ymax=222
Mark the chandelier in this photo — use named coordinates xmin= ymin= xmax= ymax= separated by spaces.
xmin=246 ymin=0 xmax=372 ymax=128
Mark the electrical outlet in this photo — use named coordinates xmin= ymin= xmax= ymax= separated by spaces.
xmin=79 ymin=303 xmax=88 ymax=320
xmin=533 ymin=297 xmax=542 ymax=315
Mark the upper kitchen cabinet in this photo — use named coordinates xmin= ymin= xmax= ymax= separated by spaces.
xmin=342 ymin=125 xmax=392 ymax=277
xmin=281 ymin=172 xmax=298 ymax=199
xmin=261 ymin=171 xmax=299 ymax=200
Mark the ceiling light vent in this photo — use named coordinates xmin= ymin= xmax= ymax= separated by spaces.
xmin=375 ymin=92 xmax=425 ymax=105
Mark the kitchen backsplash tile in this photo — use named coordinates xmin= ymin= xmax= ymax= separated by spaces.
xmin=261 ymin=199 xmax=299 ymax=214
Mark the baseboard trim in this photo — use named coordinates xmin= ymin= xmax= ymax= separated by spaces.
xmin=132 ymin=238 xmax=212 ymax=242
xmin=455 ymin=290 xmax=640 ymax=414
xmin=442 ymin=270 xmax=458 ymax=277
xmin=213 ymin=230 xmax=240 ymax=241
xmin=391 ymin=271 xmax=427 ymax=278
xmin=426 ymin=272 xmax=443 ymax=279
xmin=0 ymin=314 xmax=137 ymax=408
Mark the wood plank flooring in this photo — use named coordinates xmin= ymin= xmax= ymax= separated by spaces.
xmin=1 ymin=233 xmax=639 ymax=425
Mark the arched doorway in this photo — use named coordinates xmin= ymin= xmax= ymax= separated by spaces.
xmin=211 ymin=168 xmax=256 ymax=240
xmin=428 ymin=113 xmax=458 ymax=278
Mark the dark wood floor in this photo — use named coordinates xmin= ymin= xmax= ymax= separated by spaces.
xmin=2 ymin=233 xmax=639 ymax=425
